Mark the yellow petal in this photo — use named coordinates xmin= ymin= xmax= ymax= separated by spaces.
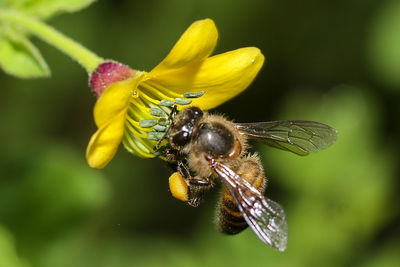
xmin=149 ymin=18 xmax=218 ymax=77
xmin=148 ymin=47 xmax=264 ymax=110
xmin=94 ymin=73 xmax=144 ymax=127
xmin=86 ymin=112 xmax=125 ymax=169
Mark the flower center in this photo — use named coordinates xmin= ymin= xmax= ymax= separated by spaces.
xmin=122 ymin=79 xmax=204 ymax=158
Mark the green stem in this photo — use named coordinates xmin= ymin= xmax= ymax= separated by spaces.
xmin=0 ymin=9 xmax=104 ymax=73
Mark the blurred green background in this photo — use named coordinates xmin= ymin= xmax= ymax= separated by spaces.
xmin=1 ymin=0 xmax=400 ymax=266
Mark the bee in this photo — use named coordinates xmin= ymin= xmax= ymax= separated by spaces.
xmin=158 ymin=106 xmax=337 ymax=251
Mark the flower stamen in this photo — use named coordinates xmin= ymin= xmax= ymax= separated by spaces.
xmin=138 ymin=89 xmax=161 ymax=105
xmin=141 ymin=81 xmax=182 ymax=99
xmin=123 ymin=132 xmax=153 ymax=158
xmin=126 ymin=116 xmax=152 ymax=133
xmin=125 ymin=121 xmax=148 ymax=139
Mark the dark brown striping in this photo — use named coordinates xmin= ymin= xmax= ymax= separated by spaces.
xmin=223 ymin=190 xmax=235 ymax=202
xmin=220 ymin=205 xmax=244 ymax=223
xmin=222 ymin=195 xmax=240 ymax=212
xmin=216 ymin=159 xmax=265 ymax=235
xmin=218 ymin=217 xmax=248 ymax=235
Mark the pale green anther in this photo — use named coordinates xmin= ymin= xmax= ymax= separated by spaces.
xmin=159 ymin=106 xmax=172 ymax=115
xmin=159 ymin=99 xmax=174 ymax=107
xmin=174 ymin=98 xmax=192 ymax=105
xmin=148 ymin=136 xmax=159 ymax=141
xmin=148 ymin=132 xmax=165 ymax=141
xmin=153 ymin=151 xmax=162 ymax=157
xmin=139 ymin=119 xmax=158 ymax=128
xmin=184 ymin=91 xmax=204 ymax=98
xmin=158 ymin=119 xmax=170 ymax=126
xmin=154 ymin=125 xmax=167 ymax=132
xmin=150 ymin=107 xmax=167 ymax=117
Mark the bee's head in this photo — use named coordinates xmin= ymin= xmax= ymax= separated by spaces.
xmin=169 ymin=106 xmax=203 ymax=148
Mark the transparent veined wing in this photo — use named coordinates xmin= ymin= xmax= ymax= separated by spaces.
xmin=235 ymin=120 xmax=338 ymax=156
xmin=208 ymin=159 xmax=288 ymax=251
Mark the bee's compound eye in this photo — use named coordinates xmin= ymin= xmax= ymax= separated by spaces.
xmin=172 ymin=131 xmax=190 ymax=147
xmin=191 ymin=107 xmax=203 ymax=119
xmin=169 ymin=172 xmax=189 ymax=202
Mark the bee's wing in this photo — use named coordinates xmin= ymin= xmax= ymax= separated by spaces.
xmin=209 ymin=159 xmax=288 ymax=251
xmin=235 ymin=120 xmax=338 ymax=156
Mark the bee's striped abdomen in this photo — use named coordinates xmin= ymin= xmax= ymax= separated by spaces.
xmin=216 ymin=156 xmax=266 ymax=235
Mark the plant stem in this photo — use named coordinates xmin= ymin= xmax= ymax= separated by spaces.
xmin=0 ymin=9 xmax=104 ymax=73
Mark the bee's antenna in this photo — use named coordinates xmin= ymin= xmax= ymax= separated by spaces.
xmin=155 ymin=105 xmax=178 ymax=150
xmin=167 ymin=105 xmax=178 ymax=121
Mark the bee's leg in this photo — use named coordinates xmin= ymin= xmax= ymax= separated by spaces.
xmin=176 ymin=160 xmax=190 ymax=178
xmin=168 ymin=160 xmax=196 ymax=205
xmin=188 ymin=178 xmax=211 ymax=187
xmin=173 ymin=161 xmax=213 ymax=207
xmin=169 ymin=173 xmax=211 ymax=207
xmin=186 ymin=176 xmax=213 ymax=207
xmin=176 ymin=159 xmax=212 ymax=188
xmin=163 ymin=148 xmax=181 ymax=164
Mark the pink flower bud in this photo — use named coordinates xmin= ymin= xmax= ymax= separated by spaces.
xmin=90 ymin=61 xmax=135 ymax=98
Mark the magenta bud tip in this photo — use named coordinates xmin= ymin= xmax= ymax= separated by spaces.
xmin=90 ymin=61 xmax=135 ymax=98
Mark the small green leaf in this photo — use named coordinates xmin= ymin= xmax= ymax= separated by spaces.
xmin=0 ymin=226 xmax=28 ymax=267
xmin=14 ymin=0 xmax=97 ymax=19
xmin=0 ymin=32 xmax=50 ymax=78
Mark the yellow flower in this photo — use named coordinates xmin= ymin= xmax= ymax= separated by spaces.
xmin=86 ymin=18 xmax=265 ymax=169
